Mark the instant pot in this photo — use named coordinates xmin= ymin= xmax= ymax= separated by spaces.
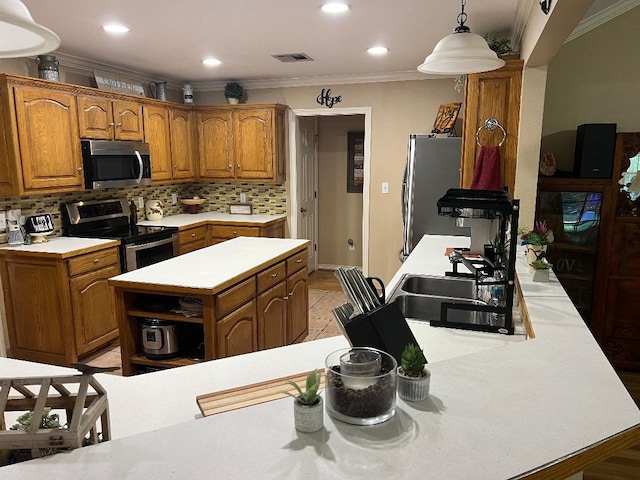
xmin=141 ymin=318 xmax=181 ymax=359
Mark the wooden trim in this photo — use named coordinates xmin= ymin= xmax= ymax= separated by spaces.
xmin=517 ymin=424 xmax=640 ymax=479
xmin=196 ymin=369 xmax=325 ymax=417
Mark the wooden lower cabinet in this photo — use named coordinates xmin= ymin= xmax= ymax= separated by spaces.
xmin=287 ymin=267 xmax=309 ymax=344
xmin=69 ymin=263 xmax=121 ymax=356
xmin=178 ymin=225 xmax=208 ymax=254
xmin=216 ymin=301 xmax=257 ymax=358
xmin=257 ymin=283 xmax=287 ymax=350
xmin=0 ymin=246 xmax=120 ymax=366
xmin=208 ymin=219 xmax=286 ymax=246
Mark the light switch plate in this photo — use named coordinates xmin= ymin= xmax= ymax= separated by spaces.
xmin=171 ymin=193 xmax=178 ymax=205
xmin=382 ymin=182 xmax=389 ymax=194
xmin=138 ymin=197 xmax=144 ymax=209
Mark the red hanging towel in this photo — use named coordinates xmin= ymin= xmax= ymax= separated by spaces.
xmin=470 ymin=145 xmax=501 ymax=190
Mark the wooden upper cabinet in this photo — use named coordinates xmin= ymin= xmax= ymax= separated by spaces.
xmin=169 ymin=108 xmax=196 ymax=180
xmin=143 ymin=105 xmax=172 ymax=181
xmin=13 ymin=85 xmax=84 ymax=192
xmin=198 ymin=109 xmax=234 ymax=179
xmin=462 ymin=59 xmax=523 ymax=195
xmin=234 ymin=108 xmax=274 ymax=180
xmin=113 ymin=100 xmax=144 ymax=140
xmin=198 ymin=104 xmax=287 ymax=182
xmin=78 ymin=95 xmax=143 ymax=141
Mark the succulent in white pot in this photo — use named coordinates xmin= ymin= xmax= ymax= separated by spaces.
xmin=282 ymin=369 xmax=323 ymax=433
xmin=397 ymin=344 xmax=430 ymax=402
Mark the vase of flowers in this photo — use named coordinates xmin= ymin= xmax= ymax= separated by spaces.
xmin=521 ymin=221 xmax=554 ymax=270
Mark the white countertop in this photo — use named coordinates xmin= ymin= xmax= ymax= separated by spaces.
xmin=0 ymin=237 xmax=119 ymax=256
xmin=137 ymin=212 xmax=287 ymax=228
xmin=109 ymin=237 xmax=309 ymax=291
xmin=1 ymin=235 xmax=638 ymax=479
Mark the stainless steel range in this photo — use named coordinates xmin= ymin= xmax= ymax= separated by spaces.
xmin=62 ymin=198 xmax=178 ymax=272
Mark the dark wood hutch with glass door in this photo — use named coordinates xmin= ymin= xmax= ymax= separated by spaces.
xmin=537 ymin=132 xmax=640 ymax=370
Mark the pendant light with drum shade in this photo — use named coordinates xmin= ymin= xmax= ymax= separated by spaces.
xmin=0 ymin=0 xmax=60 ymax=58
xmin=417 ymin=0 xmax=504 ymax=75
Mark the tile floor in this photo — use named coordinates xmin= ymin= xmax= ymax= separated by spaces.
xmin=83 ymin=269 xmax=347 ymax=375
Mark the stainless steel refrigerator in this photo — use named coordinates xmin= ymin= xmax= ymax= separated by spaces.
xmin=401 ymin=135 xmax=469 ymax=260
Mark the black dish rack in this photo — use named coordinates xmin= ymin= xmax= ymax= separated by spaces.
xmin=434 ymin=188 xmax=520 ymax=335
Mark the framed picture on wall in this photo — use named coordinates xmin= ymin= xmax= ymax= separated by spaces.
xmin=347 ymin=131 xmax=365 ymax=193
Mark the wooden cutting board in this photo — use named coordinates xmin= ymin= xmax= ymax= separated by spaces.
xmin=196 ymin=370 xmax=325 ymax=417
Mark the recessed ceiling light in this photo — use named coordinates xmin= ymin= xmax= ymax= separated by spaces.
xmin=103 ymin=24 xmax=129 ymax=34
xmin=202 ymin=57 xmax=221 ymax=67
xmin=321 ymin=2 xmax=351 ymax=14
xmin=367 ymin=46 xmax=388 ymax=56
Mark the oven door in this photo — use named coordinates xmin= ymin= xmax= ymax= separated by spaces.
xmin=124 ymin=234 xmax=178 ymax=271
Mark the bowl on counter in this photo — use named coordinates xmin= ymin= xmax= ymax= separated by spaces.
xmin=180 ymin=197 xmax=208 ymax=214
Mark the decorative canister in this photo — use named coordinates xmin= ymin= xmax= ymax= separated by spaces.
xmin=325 ymin=347 xmax=397 ymax=426
xmin=145 ymin=200 xmax=164 ymax=221
xmin=36 ymin=55 xmax=60 ymax=82
xmin=183 ymin=84 xmax=194 ymax=104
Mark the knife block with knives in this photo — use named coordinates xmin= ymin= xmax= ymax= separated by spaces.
xmin=333 ymin=268 xmax=424 ymax=365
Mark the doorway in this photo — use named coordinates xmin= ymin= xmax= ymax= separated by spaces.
xmin=288 ymin=107 xmax=372 ymax=274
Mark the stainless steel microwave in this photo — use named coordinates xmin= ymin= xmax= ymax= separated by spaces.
xmin=81 ymin=139 xmax=152 ymax=189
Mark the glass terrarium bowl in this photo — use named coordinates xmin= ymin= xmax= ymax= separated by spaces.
xmin=325 ymin=347 xmax=397 ymax=426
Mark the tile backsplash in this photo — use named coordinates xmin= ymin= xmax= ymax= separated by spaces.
xmin=0 ymin=182 xmax=287 ymax=244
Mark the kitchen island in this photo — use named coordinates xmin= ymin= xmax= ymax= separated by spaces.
xmin=108 ymin=236 xmax=310 ymax=375
xmin=1 ymin=235 xmax=639 ymax=479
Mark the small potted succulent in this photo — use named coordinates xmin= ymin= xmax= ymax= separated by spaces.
xmin=224 ymin=81 xmax=244 ymax=104
xmin=283 ymin=369 xmax=323 ymax=433
xmin=530 ymin=250 xmax=553 ymax=281
xmin=397 ymin=343 xmax=430 ymax=402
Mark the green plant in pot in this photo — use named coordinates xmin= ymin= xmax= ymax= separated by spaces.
xmin=283 ymin=369 xmax=323 ymax=433
xmin=530 ymin=251 xmax=552 ymax=282
xmin=224 ymin=81 xmax=244 ymax=104
xmin=397 ymin=344 xmax=430 ymax=402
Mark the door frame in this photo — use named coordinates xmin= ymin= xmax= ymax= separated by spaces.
xmin=288 ymin=106 xmax=372 ymax=274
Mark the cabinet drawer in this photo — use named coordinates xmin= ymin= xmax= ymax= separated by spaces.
xmin=286 ymin=249 xmax=307 ymax=275
xmin=179 ymin=226 xmax=207 ymax=244
xmin=216 ymin=277 xmax=256 ymax=319
xmin=209 ymin=225 xmax=260 ymax=239
xmin=257 ymin=262 xmax=285 ymax=294
xmin=68 ymin=247 xmax=119 ymax=276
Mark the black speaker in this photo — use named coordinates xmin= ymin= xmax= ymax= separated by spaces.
xmin=573 ymin=123 xmax=617 ymax=178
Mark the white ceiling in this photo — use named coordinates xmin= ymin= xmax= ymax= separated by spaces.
xmin=21 ymin=0 xmax=623 ymax=86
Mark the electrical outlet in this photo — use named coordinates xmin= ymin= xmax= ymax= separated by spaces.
xmin=7 ymin=209 xmax=21 ymax=223
xmin=382 ymin=182 xmax=389 ymax=194
xmin=240 ymin=193 xmax=247 ymax=203
xmin=138 ymin=197 xmax=144 ymax=209
xmin=171 ymin=193 xmax=178 ymax=205
xmin=0 ymin=212 xmax=6 ymax=230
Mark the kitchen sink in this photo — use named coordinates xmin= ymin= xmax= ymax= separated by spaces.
xmin=399 ymin=274 xmax=476 ymax=299
xmin=391 ymin=293 xmax=490 ymax=325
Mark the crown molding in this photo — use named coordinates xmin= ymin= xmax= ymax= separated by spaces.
xmin=511 ymin=0 xmax=534 ymax=53
xmin=44 ymin=51 xmax=185 ymax=90
xmin=567 ymin=0 xmax=640 ymax=43
xmin=191 ymin=70 xmax=442 ymax=92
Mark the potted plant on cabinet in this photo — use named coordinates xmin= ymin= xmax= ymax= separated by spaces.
xmin=397 ymin=343 xmax=430 ymax=402
xmin=520 ymin=220 xmax=554 ymax=268
xmin=224 ymin=81 xmax=244 ymax=104
xmin=283 ymin=369 xmax=323 ymax=433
